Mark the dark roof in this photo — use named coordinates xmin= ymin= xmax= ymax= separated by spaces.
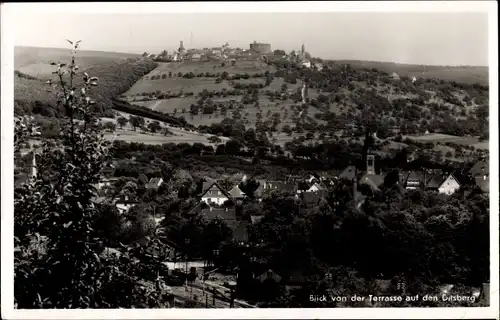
xmin=175 ymin=169 xmax=193 ymax=180
xmin=228 ymin=185 xmax=246 ymax=198
xmin=233 ymin=221 xmax=250 ymax=243
xmin=251 ymin=215 xmax=264 ymax=224
xmin=469 ymin=160 xmax=489 ymax=177
xmin=406 ymin=170 xmax=426 ymax=183
xmin=263 ymin=181 xmax=296 ymax=193
xmin=257 ymin=269 xmax=282 ymax=283
xmin=426 ymin=175 xmax=445 ymax=189
xmin=360 ymin=174 xmax=385 ymax=190
xmin=474 ymin=176 xmax=490 ymax=192
xmin=339 ymin=166 xmax=357 ymax=181
xmin=201 ymin=207 xmax=237 ymax=221
xmin=301 ymin=190 xmax=328 ymax=205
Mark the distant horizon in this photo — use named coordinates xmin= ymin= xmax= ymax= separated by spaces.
xmin=10 ymin=10 xmax=490 ymax=67
xmin=14 ymin=45 xmax=489 ymax=69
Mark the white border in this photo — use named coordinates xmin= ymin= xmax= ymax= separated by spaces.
xmin=1 ymin=2 xmax=498 ymax=319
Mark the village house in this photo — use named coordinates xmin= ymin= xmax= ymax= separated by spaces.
xmin=114 ymin=195 xmax=139 ymax=214
xmin=428 ymin=173 xmax=461 ymax=195
xmin=401 ymin=170 xmax=461 ymax=195
xmin=468 ymin=158 xmax=489 ymax=193
xmin=189 ymin=202 xmax=250 ymax=243
xmin=200 ymin=180 xmax=231 ymax=205
xmin=262 ymin=180 xmax=297 ymax=195
xmin=145 ymin=177 xmax=164 ymax=190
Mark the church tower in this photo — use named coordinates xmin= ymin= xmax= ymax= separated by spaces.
xmin=366 ymin=154 xmax=375 ymax=175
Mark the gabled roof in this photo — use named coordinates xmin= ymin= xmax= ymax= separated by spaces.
xmin=233 ymin=221 xmax=250 ymax=243
xmin=339 ymin=166 xmax=357 ymax=181
xmin=263 ymin=181 xmax=296 ymax=193
xmin=200 ymin=181 xmax=231 ymax=199
xmin=406 ymin=170 xmax=426 ymax=183
xmin=301 ymin=192 xmax=323 ymax=205
xmin=254 ymin=179 xmax=266 ymax=197
xmin=257 ymin=269 xmax=282 ymax=283
xmin=175 ymin=169 xmax=193 ymax=180
xmin=474 ymin=176 xmax=490 ymax=192
xmin=228 ymin=185 xmax=246 ymax=198
xmin=360 ymin=174 xmax=385 ymax=190
xmin=469 ymin=160 xmax=489 ymax=177
xmin=426 ymin=175 xmax=445 ymax=189
xmin=434 ymin=173 xmax=461 ymax=189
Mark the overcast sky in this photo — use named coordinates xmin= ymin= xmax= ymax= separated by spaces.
xmin=12 ymin=12 xmax=489 ymax=66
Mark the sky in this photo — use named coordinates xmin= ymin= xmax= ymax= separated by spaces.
xmin=11 ymin=11 xmax=489 ymax=66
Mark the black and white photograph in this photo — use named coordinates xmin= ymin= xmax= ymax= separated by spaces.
xmin=1 ymin=2 xmax=498 ymax=319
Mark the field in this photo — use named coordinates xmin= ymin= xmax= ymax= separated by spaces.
xmin=404 ymin=133 xmax=489 ymax=150
xmin=331 ymin=60 xmax=489 ymax=85
xmin=126 ymin=77 xmax=233 ymax=96
xmin=101 ymin=111 xmax=229 ymax=146
xmin=144 ymin=60 xmax=275 ymax=75
xmin=15 ymin=46 xmax=139 ymax=77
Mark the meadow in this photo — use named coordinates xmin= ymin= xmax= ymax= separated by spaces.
xmin=126 ymin=77 xmax=233 ymax=95
xmin=404 ymin=133 xmax=489 ymax=150
xmin=330 ymin=60 xmax=489 ymax=85
xmin=15 ymin=46 xmax=139 ymax=77
xmin=147 ymin=60 xmax=275 ymax=75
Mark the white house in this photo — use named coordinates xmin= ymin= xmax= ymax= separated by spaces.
xmin=114 ymin=196 xmax=139 ymax=214
xmin=412 ymin=76 xmax=417 ymax=83
xmin=200 ymin=181 xmax=231 ymax=206
xmin=307 ymin=182 xmax=324 ymax=193
xmin=314 ymin=63 xmax=323 ymax=71
xmin=437 ymin=174 xmax=461 ymax=196
xmin=145 ymin=177 xmax=164 ymax=190
xmin=301 ymin=60 xmax=311 ymax=68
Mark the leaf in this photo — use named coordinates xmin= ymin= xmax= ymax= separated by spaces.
xmin=66 ymin=39 xmax=73 ymax=45
xmin=63 ymin=221 xmax=73 ymax=228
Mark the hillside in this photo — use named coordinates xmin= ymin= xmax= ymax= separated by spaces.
xmin=322 ymin=60 xmax=489 ymax=85
xmin=14 ymin=46 xmax=157 ymax=118
xmin=118 ymin=58 xmax=488 ymax=142
xmin=14 ymin=47 xmax=489 ymax=155
xmin=15 ymin=46 xmax=138 ymax=74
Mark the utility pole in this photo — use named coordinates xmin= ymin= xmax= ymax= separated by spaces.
xmin=212 ymin=286 xmax=216 ymax=306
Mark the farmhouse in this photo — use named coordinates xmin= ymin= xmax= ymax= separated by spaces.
xmin=145 ymin=177 xmax=164 ymax=190
xmin=469 ymin=159 xmax=489 ymax=192
xmin=401 ymin=170 xmax=461 ymax=195
xmin=430 ymin=173 xmax=461 ymax=195
xmin=200 ymin=180 xmax=231 ymax=205
xmin=114 ymin=195 xmax=139 ymax=214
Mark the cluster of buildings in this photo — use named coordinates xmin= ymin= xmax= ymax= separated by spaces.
xmin=143 ymin=40 xmax=276 ymax=63
xmin=83 ymin=151 xmax=490 ymax=248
